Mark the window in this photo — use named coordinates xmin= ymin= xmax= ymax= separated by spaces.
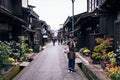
xmin=94 ymin=0 xmax=98 ymax=8
xmin=88 ymin=0 xmax=92 ymax=12
xmin=22 ymin=0 xmax=28 ymax=8
xmin=91 ymin=0 xmax=95 ymax=10
xmin=88 ymin=0 xmax=98 ymax=12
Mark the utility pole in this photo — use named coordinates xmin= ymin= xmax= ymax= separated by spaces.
xmin=71 ymin=0 xmax=75 ymax=36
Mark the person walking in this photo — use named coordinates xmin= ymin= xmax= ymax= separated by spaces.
xmin=58 ymin=38 xmax=61 ymax=45
xmin=52 ymin=37 xmax=56 ymax=46
xmin=67 ymin=36 xmax=77 ymax=73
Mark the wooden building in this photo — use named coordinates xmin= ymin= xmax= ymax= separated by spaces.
xmin=101 ymin=0 xmax=120 ymax=49
xmin=0 ymin=0 xmax=52 ymax=52
xmin=0 ymin=0 xmax=26 ymax=41
xmin=63 ymin=0 xmax=120 ymax=51
xmin=22 ymin=5 xmax=39 ymax=47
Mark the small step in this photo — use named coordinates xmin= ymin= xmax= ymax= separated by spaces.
xmin=19 ymin=62 xmax=30 ymax=69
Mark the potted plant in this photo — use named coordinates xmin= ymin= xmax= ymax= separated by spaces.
xmin=79 ymin=47 xmax=87 ymax=55
xmin=22 ymin=53 xmax=29 ymax=61
xmin=83 ymin=48 xmax=91 ymax=56
xmin=9 ymin=41 xmax=21 ymax=61
xmin=105 ymin=67 xmax=120 ymax=80
xmin=91 ymin=38 xmax=112 ymax=65
xmin=4 ymin=57 xmax=15 ymax=71
xmin=91 ymin=52 xmax=102 ymax=64
xmin=0 ymin=41 xmax=11 ymax=74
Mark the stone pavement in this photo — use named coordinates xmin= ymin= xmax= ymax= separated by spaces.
xmin=13 ymin=42 xmax=88 ymax=80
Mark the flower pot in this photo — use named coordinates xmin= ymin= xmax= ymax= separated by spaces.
xmin=85 ymin=52 xmax=89 ymax=56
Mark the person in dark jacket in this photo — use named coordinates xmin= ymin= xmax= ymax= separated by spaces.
xmin=52 ymin=37 xmax=56 ymax=46
xmin=67 ymin=37 xmax=77 ymax=73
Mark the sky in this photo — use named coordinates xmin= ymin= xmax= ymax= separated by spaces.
xmin=29 ymin=0 xmax=87 ymax=30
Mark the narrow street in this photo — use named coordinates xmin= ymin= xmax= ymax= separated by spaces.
xmin=1 ymin=0 xmax=120 ymax=80
xmin=13 ymin=42 xmax=88 ymax=80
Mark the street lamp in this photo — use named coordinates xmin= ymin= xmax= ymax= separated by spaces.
xmin=71 ymin=0 xmax=75 ymax=36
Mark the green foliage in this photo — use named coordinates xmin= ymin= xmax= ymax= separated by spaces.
xmin=107 ymin=51 xmax=114 ymax=58
xmin=22 ymin=53 xmax=29 ymax=58
xmin=111 ymin=58 xmax=116 ymax=66
xmin=94 ymin=44 xmax=106 ymax=52
xmin=92 ymin=52 xmax=102 ymax=60
xmin=94 ymin=39 xmax=111 ymax=52
xmin=95 ymin=38 xmax=104 ymax=44
xmin=92 ymin=38 xmax=112 ymax=61
xmin=19 ymin=36 xmax=29 ymax=57
xmin=0 ymin=41 xmax=11 ymax=68
xmin=9 ymin=41 xmax=20 ymax=60
xmin=19 ymin=36 xmax=32 ymax=61
xmin=105 ymin=67 xmax=120 ymax=80
xmin=22 ymin=53 xmax=29 ymax=61
xmin=19 ymin=36 xmax=25 ymax=56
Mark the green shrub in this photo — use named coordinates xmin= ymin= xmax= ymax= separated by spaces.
xmin=0 ymin=41 xmax=11 ymax=68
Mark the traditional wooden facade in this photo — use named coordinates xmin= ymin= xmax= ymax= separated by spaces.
xmin=63 ymin=13 xmax=85 ymax=38
xmin=75 ymin=0 xmax=120 ymax=50
xmin=63 ymin=13 xmax=88 ymax=49
xmin=0 ymin=0 xmax=52 ymax=52
xmin=22 ymin=5 xmax=51 ymax=51
xmin=101 ymin=0 xmax=120 ymax=49
xmin=73 ymin=0 xmax=115 ymax=50
xmin=22 ymin=5 xmax=39 ymax=47
xmin=84 ymin=0 xmax=107 ymax=50
xmin=0 ymin=0 xmax=26 ymax=41
xmin=63 ymin=0 xmax=120 ymax=51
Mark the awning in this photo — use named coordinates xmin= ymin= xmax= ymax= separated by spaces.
xmin=74 ymin=12 xmax=87 ymax=26
xmin=83 ymin=8 xmax=106 ymax=18
xmin=22 ymin=25 xmax=36 ymax=33
xmin=63 ymin=16 xmax=72 ymax=28
xmin=75 ymin=8 xmax=107 ymax=26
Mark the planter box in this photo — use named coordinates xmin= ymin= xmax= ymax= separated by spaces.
xmin=0 ymin=65 xmax=20 ymax=80
xmin=77 ymin=63 xmax=110 ymax=80
xmin=78 ymin=63 xmax=100 ymax=80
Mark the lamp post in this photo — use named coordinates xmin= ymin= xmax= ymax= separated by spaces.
xmin=71 ymin=0 xmax=75 ymax=36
